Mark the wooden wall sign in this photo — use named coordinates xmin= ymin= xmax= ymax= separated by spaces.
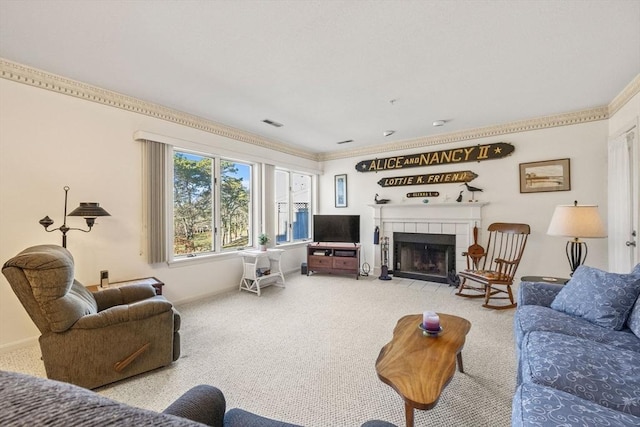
xmin=356 ymin=142 xmax=513 ymax=172
xmin=406 ymin=191 xmax=440 ymax=198
xmin=377 ymin=171 xmax=478 ymax=187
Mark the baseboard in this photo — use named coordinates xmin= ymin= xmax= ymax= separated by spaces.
xmin=0 ymin=336 xmax=38 ymax=354
xmin=173 ymin=271 xmax=300 ymax=306
xmin=172 ymin=286 xmax=237 ymax=306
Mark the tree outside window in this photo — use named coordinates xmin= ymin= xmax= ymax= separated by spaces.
xmin=173 ymin=151 xmax=252 ymax=256
xmin=220 ymin=160 xmax=251 ymax=250
xmin=174 ymin=152 xmax=213 ymax=255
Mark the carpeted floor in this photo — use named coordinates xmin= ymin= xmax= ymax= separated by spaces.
xmin=0 ymin=273 xmax=517 ymax=426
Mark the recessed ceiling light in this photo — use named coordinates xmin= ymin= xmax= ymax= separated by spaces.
xmin=433 ymin=120 xmax=446 ymax=127
xmin=337 ymin=139 xmax=353 ymax=145
xmin=262 ymin=119 xmax=283 ymax=127
xmin=383 ymin=130 xmax=395 ymax=137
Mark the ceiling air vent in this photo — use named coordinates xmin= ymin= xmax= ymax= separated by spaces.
xmin=337 ymin=139 xmax=353 ymax=145
xmin=262 ymin=119 xmax=283 ymax=128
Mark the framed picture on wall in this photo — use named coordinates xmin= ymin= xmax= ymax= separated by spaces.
xmin=519 ymin=158 xmax=571 ymax=193
xmin=335 ymin=174 xmax=347 ymax=207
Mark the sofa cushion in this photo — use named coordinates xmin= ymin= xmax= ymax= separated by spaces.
xmin=514 ymin=305 xmax=640 ymax=353
xmin=512 ymin=382 xmax=640 ymax=427
xmin=517 ymin=280 xmax=563 ymax=308
xmin=0 ymin=370 xmax=206 ymax=426
xmin=521 ymin=331 xmax=640 ymax=416
xmin=550 ymin=265 xmax=640 ymax=330
xmin=224 ymin=409 xmax=302 ymax=427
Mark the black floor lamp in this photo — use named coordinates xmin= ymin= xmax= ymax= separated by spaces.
xmin=39 ymin=186 xmax=111 ymax=248
xmin=547 ymin=200 xmax=606 ymax=275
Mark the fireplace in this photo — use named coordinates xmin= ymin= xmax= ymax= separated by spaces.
xmin=370 ymin=201 xmax=485 ymax=279
xmin=393 ymin=232 xmax=456 ymax=283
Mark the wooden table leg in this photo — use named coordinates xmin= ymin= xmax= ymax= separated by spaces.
xmin=405 ymin=402 xmax=414 ymax=427
xmin=457 ymin=351 xmax=464 ymax=373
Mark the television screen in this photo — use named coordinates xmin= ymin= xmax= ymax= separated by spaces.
xmin=313 ymin=215 xmax=360 ymax=243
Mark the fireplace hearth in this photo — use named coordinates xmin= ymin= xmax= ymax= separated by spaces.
xmin=393 ymin=232 xmax=455 ymax=283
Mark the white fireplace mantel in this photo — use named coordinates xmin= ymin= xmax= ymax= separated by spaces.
xmin=368 ymin=202 xmax=487 ymax=223
xmin=369 ymin=202 xmax=489 ymax=277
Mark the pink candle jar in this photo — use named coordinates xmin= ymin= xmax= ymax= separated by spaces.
xmin=423 ymin=311 xmax=440 ymax=331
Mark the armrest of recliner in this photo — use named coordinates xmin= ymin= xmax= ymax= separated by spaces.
xmin=72 ymin=296 xmax=173 ymax=329
xmin=162 ymin=385 xmax=226 ymax=427
xmin=517 ymin=280 xmax=564 ymax=307
xmin=93 ymin=283 xmax=157 ymax=311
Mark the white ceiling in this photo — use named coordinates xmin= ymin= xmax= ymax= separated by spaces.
xmin=1 ymin=0 xmax=639 ymax=155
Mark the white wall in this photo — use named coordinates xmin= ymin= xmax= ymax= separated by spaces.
xmin=320 ymin=120 xmax=610 ymax=280
xmin=0 ymin=79 xmax=314 ymax=349
xmin=1 ymin=73 xmax=637 ymax=350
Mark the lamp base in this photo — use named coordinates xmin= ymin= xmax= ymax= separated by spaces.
xmin=566 ymin=239 xmax=588 ymax=276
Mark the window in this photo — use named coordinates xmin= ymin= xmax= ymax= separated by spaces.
xmin=173 ymin=152 xmax=213 ymax=255
xmin=275 ymin=169 xmax=311 ymax=244
xmin=173 ymin=150 xmax=252 ymax=257
xmin=220 ymin=160 xmax=252 ymax=250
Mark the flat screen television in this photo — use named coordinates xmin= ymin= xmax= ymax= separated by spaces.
xmin=313 ymin=215 xmax=360 ymax=244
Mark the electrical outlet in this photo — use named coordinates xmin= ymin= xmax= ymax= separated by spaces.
xmin=100 ymin=270 xmax=109 ymax=287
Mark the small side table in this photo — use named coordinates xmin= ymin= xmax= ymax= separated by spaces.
xmin=520 ymin=276 xmax=569 ymax=285
xmin=86 ymin=277 xmax=164 ymax=295
xmin=239 ymin=249 xmax=285 ymax=296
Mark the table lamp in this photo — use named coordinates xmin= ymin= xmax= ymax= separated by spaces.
xmin=547 ymin=200 xmax=606 ymax=275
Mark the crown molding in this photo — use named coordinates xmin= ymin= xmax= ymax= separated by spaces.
xmin=2 ymin=58 xmax=630 ymax=164
xmin=319 ymin=107 xmax=609 ymax=161
xmin=608 ymin=73 xmax=640 ymax=117
xmin=0 ymin=58 xmax=319 ymax=162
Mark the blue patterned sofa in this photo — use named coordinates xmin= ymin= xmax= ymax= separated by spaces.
xmin=512 ymin=264 xmax=640 ymax=426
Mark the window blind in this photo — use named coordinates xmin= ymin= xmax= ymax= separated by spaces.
xmin=143 ymin=140 xmax=170 ymax=263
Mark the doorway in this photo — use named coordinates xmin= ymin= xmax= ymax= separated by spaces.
xmin=608 ymin=126 xmax=639 ymax=272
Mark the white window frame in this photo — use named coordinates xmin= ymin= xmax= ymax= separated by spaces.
xmin=171 ymin=148 xmax=255 ymax=260
xmin=275 ymin=168 xmax=313 ymax=245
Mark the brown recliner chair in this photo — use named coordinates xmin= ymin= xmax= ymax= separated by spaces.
xmin=2 ymin=245 xmax=180 ymax=389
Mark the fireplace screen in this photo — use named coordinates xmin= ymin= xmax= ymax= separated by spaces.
xmin=393 ymin=232 xmax=455 ymax=283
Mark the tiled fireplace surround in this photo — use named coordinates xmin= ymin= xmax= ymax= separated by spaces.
xmin=370 ymin=202 xmax=487 ymax=279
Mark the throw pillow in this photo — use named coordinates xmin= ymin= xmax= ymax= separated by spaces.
xmin=628 ymin=264 xmax=640 ymax=337
xmin=551 ymin=265 xmax=640 ymax=330
xmin=628 ymin=298 xmax=640 ymax=337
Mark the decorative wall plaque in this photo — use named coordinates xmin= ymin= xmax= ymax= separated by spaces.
xmin=406 ymin=191 xmax=440 ymax=198
xmin=356 ymin=142 xmax=513 ymax=172
xmin=377 ymin=171 xmax=478 ymax=187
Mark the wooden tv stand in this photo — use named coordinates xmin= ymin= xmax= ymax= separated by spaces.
xmin=307 ymin=243 xmax=361 ymax=279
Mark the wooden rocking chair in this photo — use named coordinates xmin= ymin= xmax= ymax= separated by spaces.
xmin=456 ymin=223 xmax=530 ymax=309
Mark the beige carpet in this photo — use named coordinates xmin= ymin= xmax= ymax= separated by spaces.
xmin=0 ymin=273 xmax=517 ymax=426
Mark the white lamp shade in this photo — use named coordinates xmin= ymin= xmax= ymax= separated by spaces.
xmin=547 ymin=204 xmax=607 ymax=238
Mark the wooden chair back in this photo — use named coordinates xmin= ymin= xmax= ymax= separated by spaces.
xmin=476 ymin=222 xmax=530 ymax=282
xmin=457 ymin=222 xmax=530 ymax=309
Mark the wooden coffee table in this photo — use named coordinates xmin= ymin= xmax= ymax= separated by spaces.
xmin=375 ymin=313 xmax=472 ymax=427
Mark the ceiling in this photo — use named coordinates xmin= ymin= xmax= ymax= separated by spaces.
xmin=1 ymin=1 xmax=639 ymax=156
